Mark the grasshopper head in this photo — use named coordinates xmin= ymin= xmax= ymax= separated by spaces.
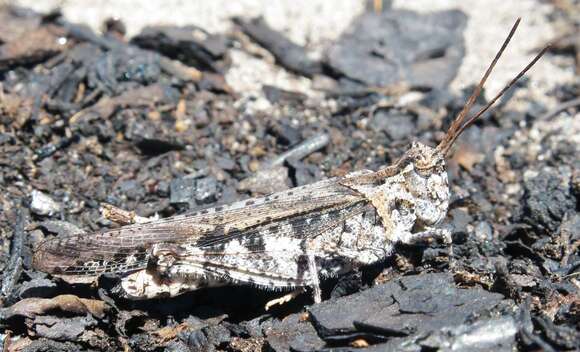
xmin=405 ymin=141 xmax=446 ymax=177
xmin=349 ymin=19 xmax=548 ymax=247
xmin=400 ymin=18 xmax=549 ymax=229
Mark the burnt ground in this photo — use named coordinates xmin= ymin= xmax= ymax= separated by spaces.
xmin=0 ymin=3 xmax=578 ymax=352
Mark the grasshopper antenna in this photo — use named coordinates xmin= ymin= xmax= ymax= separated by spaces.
xmin=436 ymin=18 xmax=550 ymax=156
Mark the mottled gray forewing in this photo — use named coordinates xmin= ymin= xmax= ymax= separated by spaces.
xmin=144 ymin=200 xmax=375 ymax=288
xmin=33 ymin=177 xmax=366 ymax=277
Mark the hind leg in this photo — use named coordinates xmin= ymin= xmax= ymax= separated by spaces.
xmin=120 ymin=269 xmax=227 ymax=299
xmin=264 ymin=251 xmax=322 ymax=310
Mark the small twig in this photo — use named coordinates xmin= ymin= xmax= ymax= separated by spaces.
xmin=538 ymin=97 xmax=580 ymax=120
xmin=1 ymin=207 xmax=28 ymax=305
xmin=100 ymin=203 xmax=158 ymax=225
xmin=265 ymin=133 xmax=330 ymax=168
xmin=57 ymin=18 xmax=121 ymax=51
xmin=159 ymin=57 xmax=202 ymax=82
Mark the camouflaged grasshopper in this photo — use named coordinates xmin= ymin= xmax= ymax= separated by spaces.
xmin=33 ymin=19 xmax=548 ymax=306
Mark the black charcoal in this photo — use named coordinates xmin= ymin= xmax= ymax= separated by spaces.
xmin=327 ymin=9 xmax=466 ymax=89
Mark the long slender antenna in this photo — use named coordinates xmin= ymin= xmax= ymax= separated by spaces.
xmin=436 ymin=18 xmax=549 ymax=156
xmin=436 ymin=18 xmax=521 ymax=155
xmin=449 ymin=44 xmax=551 ymax=142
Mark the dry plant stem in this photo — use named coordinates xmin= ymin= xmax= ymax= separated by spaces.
xmin=265 ymin=133 xmax=330 ymax=168
xmin=264 ymin=288 xmax=306 ymax=311
xmin=100 ymin=203 xmax=156 ymax=225
xmin=538 ymin=97 xmax=580 ymax=120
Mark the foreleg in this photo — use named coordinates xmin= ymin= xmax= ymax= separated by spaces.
xmin=403 ymin=227 xmax=452 ymax=245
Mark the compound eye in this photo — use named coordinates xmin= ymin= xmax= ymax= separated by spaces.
xmin=394 ymin=199 xmax=414 ymax=216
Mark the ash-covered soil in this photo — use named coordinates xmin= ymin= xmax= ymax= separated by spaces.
xmin=0 ymin=3 xmax=578 ymax=351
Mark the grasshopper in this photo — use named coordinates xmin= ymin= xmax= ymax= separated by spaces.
xmin=33 ymin=19 xmax=549 ymax=305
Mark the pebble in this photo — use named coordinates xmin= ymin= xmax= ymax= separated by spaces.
xmin=474 ymin=221 xmax=493 ymax=242
xmin=238 ymin=166 xmax=291 ymax=194
xmin=30 ymin=190 xmax=61 ymax=216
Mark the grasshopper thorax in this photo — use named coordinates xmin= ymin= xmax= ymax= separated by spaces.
xmin=399 ymin=142 xmax=450 ymax=228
